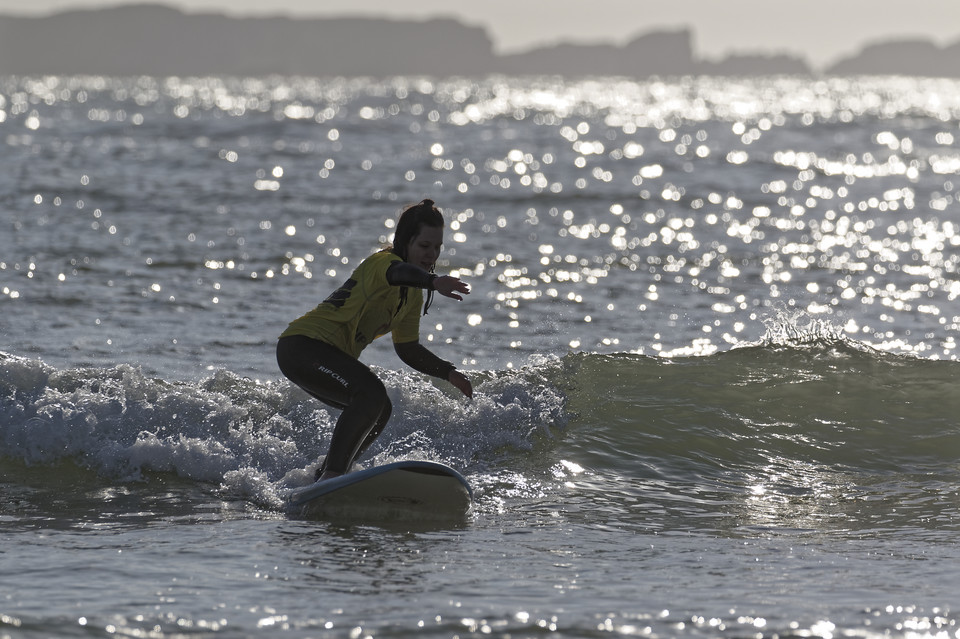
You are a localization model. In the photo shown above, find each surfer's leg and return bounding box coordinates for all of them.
[323,365,392,476]
[351,400,392,465]
[277,336,352,408]
[277,335,392,478]
[318,398,391,481]
[316,404,390,480]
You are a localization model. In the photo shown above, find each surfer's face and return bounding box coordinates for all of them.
[406,224,443,271]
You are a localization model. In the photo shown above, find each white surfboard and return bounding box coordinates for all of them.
[286,460,472,520]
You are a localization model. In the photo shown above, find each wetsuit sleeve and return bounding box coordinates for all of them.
[385,261,437,289]
[394,340,455,380]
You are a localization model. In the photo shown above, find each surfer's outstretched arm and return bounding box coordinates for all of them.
[395,340,473,398]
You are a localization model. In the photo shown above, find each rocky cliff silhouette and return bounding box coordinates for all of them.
[826,38,960,77]
[497,31,702,76]
[0,4,956,78]
[0,4,498,76]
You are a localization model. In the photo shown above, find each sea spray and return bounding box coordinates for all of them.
[0,351,569,498]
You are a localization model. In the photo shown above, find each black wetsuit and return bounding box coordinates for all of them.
[277,251,455,476]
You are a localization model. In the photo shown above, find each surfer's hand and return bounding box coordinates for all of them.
[433,275,470,301]
[448,369,473,398]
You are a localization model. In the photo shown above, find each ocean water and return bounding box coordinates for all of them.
[2,73,960,637]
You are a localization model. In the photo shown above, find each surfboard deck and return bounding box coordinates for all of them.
[286,460,472,520]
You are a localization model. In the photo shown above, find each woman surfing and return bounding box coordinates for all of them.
[276,200,472,481]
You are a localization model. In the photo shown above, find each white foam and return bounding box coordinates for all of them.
[0,353,568,509]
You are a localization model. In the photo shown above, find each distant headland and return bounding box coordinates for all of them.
[1,4,958,78]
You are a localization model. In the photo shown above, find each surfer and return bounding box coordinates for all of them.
[276,199,473,482]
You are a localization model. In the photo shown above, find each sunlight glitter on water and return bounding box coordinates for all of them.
[4,74,960,365]
[432,77,960,358]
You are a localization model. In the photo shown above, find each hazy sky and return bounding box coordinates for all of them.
[2,0,959,67]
